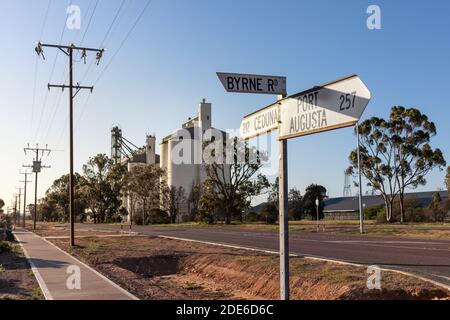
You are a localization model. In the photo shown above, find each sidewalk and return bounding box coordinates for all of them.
[13,228,138,300]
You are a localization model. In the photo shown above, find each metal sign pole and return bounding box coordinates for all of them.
[356,122,364,234]
[278,96,290,300]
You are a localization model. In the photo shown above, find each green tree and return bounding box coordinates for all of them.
[260,202,278,224]
[302,184,327,221]
[267,178,279,211]
[81,154,124,223]
[389,107,446,222]
[446,166,450,195]
[201,138,269,224]
[0,199,4,214]
[347,108,446,222]
[347,117,399,222]
[429,192,445,222]
[124,164,167,225]
[165,186,186,223]
[40,173,86,222]
[288,188,303,220]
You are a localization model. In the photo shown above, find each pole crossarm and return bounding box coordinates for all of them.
[36,42,104,65]
[48,84,94,98]
[38,42,104,54]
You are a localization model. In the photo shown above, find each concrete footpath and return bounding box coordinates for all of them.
[13,228,138,300]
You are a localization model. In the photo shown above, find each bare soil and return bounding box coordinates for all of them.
[48,236,450,300]
[0,241,43,300]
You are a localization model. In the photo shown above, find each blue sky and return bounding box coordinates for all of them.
[1,0,449,208]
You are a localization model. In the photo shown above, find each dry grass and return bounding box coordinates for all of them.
[0,241,44,300]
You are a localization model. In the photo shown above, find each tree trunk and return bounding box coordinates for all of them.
[399,192,405,223]
[385,200,394,223]
[143,199,146,225]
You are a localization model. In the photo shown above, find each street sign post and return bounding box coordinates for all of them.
[224,73,371,301]
[279,75,371,140]
[217,72,287,95]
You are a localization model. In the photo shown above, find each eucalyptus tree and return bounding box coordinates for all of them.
[201,137,270,224]
[347,107,445,222]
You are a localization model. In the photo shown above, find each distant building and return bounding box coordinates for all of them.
[160,99,228,218]
[323,191,449,220]
[116,99,228,222]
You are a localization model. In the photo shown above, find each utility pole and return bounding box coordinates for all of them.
[35,42,104,247]
[13,194,18,226]
[15,188,22,227]
[356,123,364,234]
[20,171,32,228]
[24,144,51,231]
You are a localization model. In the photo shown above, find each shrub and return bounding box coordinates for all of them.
[0,241,14,254]
[260,202,278,224]
[147,208,171,225]
[365,205,384,220]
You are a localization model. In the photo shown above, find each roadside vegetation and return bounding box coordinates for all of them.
[32,107,449,232]
[0,214,43,300]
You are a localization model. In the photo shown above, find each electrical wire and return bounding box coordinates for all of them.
[33,0,72,143]
[76,0,153,131]
[28,0,52,142]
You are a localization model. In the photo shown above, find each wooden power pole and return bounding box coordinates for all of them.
[35,42,104,247]
[20,171,32,228]
[24,144,51,231]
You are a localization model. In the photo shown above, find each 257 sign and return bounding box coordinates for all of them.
[339,92,357,111]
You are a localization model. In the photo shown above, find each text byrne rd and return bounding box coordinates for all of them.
[217,72,287,95]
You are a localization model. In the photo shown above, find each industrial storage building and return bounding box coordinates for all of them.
[115,99,228,221]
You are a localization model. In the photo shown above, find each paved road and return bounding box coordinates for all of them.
[74,223,450,288]
[14,228,137,300]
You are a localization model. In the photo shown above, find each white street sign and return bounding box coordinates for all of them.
[217,72,287,95]
[240,103,279,140]
[279,75,371,140]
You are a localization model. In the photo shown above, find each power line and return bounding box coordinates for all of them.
[75,0,99,56]
[95,0,153,85]
[33,0,72,143]
[99,0,126,48]
[29,0,53,142]
[39,0,52,40]
[75,0,153,128]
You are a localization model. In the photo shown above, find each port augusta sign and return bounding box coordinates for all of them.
[279,75,371,140]
[239,75,371,141]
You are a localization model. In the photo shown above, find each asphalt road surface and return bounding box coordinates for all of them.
[73,223,450,288]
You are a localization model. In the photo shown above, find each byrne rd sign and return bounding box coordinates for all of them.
[279,75,371,140]
[217,72,287,95]
[240,103,279,140]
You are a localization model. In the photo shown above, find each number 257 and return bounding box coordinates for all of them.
[339,92,356,111]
